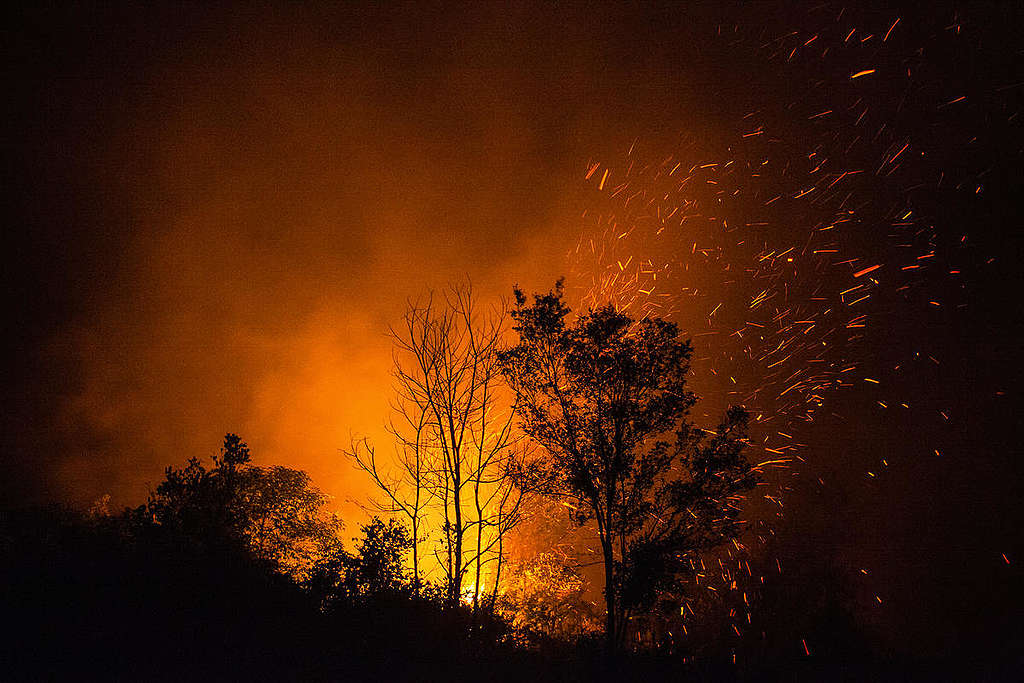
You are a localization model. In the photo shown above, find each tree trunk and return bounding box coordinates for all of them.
[473,513,482,614]
[602,536,617,657]
[489,525,503,611]
[453,471,463,606]
[411,515,420,596]
[442,478,455,604]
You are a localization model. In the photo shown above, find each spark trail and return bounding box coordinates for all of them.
[563,5,1012,653]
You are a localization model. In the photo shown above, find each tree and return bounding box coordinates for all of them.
[346,283,529,609]
[499,281,758,653]
[306,515,414,612]
[342,516,414,600]
[235,465,344,578]
[149,433,342,579]
[344,428,428,594]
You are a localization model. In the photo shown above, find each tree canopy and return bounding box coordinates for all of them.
[500,281,759,651]
[147,433,342,578]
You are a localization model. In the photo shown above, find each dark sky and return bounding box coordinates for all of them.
[2,0,1022,666]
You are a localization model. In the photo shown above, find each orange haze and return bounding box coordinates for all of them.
[12,3,755,518]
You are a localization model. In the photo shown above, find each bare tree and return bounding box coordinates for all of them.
[346,282,530,608]
[345,430,427,593]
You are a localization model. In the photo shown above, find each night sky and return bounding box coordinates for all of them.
[3,0,1022,667]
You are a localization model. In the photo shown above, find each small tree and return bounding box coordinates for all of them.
[341,516,414,601]
[501,552,600,641]
[344,435,428,594]
[499,281,758,653]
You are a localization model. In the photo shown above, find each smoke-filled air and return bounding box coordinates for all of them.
[3,2,1021,681]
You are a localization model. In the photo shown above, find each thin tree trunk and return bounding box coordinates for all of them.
[602,535,617,657]
[489,518,503,611]
[442,469,455,604]
[411,515,419,596]
[604,462,619,657]
[473,504,483,614]
[453,467,463,606]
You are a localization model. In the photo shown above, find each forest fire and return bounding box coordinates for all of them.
[2,2,1020,681]
[558,11,1022,645]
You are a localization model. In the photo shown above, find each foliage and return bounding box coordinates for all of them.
[311,516,414,605]
[147,433,342,579]
[500,281,759,651]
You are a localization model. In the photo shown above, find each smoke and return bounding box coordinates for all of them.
[6,3,621,508]
[5,0,1023,662]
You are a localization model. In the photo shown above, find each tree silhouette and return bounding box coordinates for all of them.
[500,281,758,653]
[502,551,600,641]
[346,283,531,609]
[148,433,342,578]
[341,516,414,601]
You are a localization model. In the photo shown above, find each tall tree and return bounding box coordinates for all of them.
[499,281,758,652]
[346,283,528,608]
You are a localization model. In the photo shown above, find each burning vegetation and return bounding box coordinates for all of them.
[2,286,767,680]
[3,1,1021,680]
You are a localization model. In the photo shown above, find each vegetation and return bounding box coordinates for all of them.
[500,281,758,652]
[345,283,532,609]
[146,433,343,579]
[0,283,778,680]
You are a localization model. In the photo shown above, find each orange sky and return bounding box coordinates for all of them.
[6,1,787,513]
[35,6,608,514]
[12,2,775,515]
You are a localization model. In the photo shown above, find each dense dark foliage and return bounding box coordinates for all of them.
[146,434,343,578]
[500,281,759,652]
[0,437,517,681]
[2,435,1012,681]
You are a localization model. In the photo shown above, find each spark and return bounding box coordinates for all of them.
[562,7,989,651]
[883,18,900,42]
[852,264,882,278]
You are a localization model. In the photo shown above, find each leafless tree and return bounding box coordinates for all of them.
[345,429,427,593]
[346,282,531,608]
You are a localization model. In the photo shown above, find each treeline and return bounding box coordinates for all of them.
[3,281,774,681]
[1,434,533,681]
[1,434,690,681]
